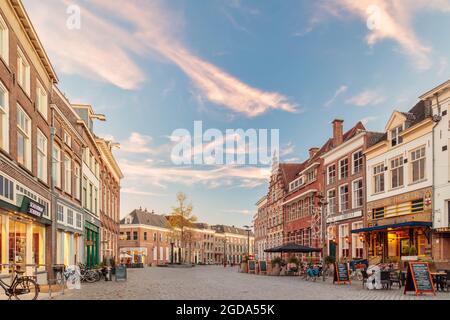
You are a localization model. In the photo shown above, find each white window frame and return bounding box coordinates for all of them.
[339,158,349,180]
[410,146,426,183]
[373,163,385,194]
[52,144,61,189]
[339,184,349,212]
[37,129,47,183]
[327,189,336,215]
[390,155,404,189]
[36,80,48,120]
[63,130,72,147]
[391,125,403,147]
[352,150,363,175]
[74,163,81,200]
[64,154,72,194]
[327,164,336,185]
[0,14,9,65]
[352,178,363,209]
[16,104,31,170]
[0,80,9,152]
[17,47,30,96]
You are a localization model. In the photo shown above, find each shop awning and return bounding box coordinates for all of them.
[264,243,322,253]
[351,221,432,234]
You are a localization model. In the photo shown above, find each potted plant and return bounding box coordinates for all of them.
[287,256,299,274]
[270,257,284,276]
[324,255,336,267]
[401,246,418,261]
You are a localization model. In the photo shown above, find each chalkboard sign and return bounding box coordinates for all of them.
[115,265,127,282]
[404,262,435,296]
[333,263,351,285]
[248,260,256,274]
[259,261,267,274]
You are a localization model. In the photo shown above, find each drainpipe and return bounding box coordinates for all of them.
[50,104,58,283]
[431,93,441,259]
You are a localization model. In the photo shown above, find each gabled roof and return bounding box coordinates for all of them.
[211,225,254,237]
[120,209,171,229]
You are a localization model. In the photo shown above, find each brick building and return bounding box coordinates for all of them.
[96,137,123,263]
[254,196,268,261]
[321,120,383,261]
[0,0,57,275]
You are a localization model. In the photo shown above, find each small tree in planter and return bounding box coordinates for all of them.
[287,256,299,272]
[324,255,336,268]
[271,257,284,276]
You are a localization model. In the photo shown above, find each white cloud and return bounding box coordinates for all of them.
[24,0,296,117]
[346,90,385,107]
[321,0,450,70]
[360,116,378,126]
[221,209,254,216]
[324,85,348,107]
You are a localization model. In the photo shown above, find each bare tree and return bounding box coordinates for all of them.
[168,192,197,264]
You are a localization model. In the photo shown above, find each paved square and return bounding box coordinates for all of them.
[42,266,450,300]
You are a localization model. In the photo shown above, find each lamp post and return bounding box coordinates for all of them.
[170,241,175,264]
[317,193,328,281]
[223,238,227,267]
[243,225,252,258]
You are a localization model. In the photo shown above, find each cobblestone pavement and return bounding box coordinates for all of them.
[40,266,450,300]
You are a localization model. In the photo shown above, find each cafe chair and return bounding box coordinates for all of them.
[389,271,402,289]
[361,269,369,288]
[380,271,391,290]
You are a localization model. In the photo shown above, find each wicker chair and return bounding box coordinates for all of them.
[389,271,402,289]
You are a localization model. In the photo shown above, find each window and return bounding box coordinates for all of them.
[339,185,349,212]
[57,204,64,223]
[52,145,61,189]
[76,213,82,229]
[339,224,349,258]
[411,147,426,183]
[352,222,364,258]
[36,81,48,120]
[89,183,93,212]
[17,105,31,169]
[339,158,349,180]
[82,177,87,208]
[74,164,81,200]
[391,126,403,147]
[126,232,131,241]
[327,165,336,185]
[352,179,363,208]
[144,232,147,241]
[390,156,404,189]
[327,189,336,215]
[67,209,74,226]
[37,130,47,183]
[373,163,385,194]
[17,47,30,95]
[64,155,72,194]
[94,187,98,215]
[0,81,9,152]
[63,131,72,147]
[153,233,157,241]
[0,14,9,64]
[306,169,316,182]
[133,231,138,241]
[352,150,363,174]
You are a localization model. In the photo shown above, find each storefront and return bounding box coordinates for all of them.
[0,196,50,275]
[120,247,147,265]
[85,221,100,268]
[56,200,84,266]
[353,190,433,263]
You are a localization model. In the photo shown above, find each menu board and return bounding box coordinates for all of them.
[259,261,267,274]
[248,260,256,274]
[115,265,127,282]
[333,263,351,284]
[404,262,435,296]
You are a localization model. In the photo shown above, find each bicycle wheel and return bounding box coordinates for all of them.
[85,271,99,283]
[12,278,39,300]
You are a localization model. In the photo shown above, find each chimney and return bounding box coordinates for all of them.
[332,119,344,147]
[309,147,319,159]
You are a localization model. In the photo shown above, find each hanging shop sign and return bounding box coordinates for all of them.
[18,195,45,219]
[404,262,435,296]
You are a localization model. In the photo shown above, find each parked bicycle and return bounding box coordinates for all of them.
[77,264,100,283]
[0,268,39,300]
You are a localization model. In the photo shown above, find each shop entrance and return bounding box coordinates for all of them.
[8,220,27,269]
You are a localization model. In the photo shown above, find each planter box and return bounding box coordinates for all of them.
[401,256,418,261]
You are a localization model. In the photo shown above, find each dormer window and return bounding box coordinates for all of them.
[391,125,403,147]
[126,216,132,224]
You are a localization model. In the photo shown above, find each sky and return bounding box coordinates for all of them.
[23,0,450,227]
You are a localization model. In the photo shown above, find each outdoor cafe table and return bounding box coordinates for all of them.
[431,272,447,292]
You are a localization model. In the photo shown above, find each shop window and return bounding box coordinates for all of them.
[0,80,9,152]
[76,213,82,229]
[67,209,74,226]
[32,225,45,266]
[9,220,27,267]
[57,204,64,223]
[339,224,349,258]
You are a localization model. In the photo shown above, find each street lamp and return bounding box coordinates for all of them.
[243,225,253,258]
[222,238,227,267]
[317,193,328,281]
[170,241,175,264]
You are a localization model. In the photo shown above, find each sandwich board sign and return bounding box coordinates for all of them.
[259,261,267,274]
[404,262,435,296]
[248,260,256,274]
[333,262,351,285]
